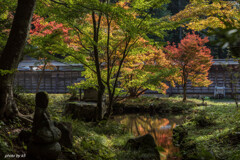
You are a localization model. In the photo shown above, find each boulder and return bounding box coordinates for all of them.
[54,122,73,148]
[64,101,107,121]
[125,134,160,160]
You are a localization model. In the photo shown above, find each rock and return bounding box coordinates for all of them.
[64,101,107,122]
[125,134,160,160]
[65,87,107,121]
[54,122,73,148]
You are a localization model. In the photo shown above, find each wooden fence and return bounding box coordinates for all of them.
[14,65,240,96]
[14,71,83,93]
[166,65,240,97]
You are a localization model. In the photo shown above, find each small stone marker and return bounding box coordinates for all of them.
[83,87,98,102]
[27,92,62,160]
[65,87,107,121]
[214,86,225,98]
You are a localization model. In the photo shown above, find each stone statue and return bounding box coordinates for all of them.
[27,92,61,160]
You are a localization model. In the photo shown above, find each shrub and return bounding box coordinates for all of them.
[194,110,215,127]
[173,125,188,145]
[0,136,10,159]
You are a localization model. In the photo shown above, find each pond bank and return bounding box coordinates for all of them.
[173,100,240,160]
[113,97,197,115]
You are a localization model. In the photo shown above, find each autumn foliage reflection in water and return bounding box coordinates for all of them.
[114,114,184,160]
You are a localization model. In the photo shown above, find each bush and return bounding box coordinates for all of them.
[218,127,240,146]
[94,120,127,135]
[61,117,133,160]
[194,110,215,127]
[0,136,10,159]
[14,93,35,115]
[173,125,188,145]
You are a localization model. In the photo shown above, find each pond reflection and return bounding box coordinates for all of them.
[114,114,184,160]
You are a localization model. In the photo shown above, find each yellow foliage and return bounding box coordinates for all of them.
[171,0,240,31]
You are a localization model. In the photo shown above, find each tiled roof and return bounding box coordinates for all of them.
[212,59,239,66]
[18,56,239,71]
[18,55,83,71]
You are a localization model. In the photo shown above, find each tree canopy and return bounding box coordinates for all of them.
[165,32,213,101]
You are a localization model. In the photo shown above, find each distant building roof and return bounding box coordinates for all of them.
[18,56,239,71]
[18,55,84,71]
[212,59,239,66]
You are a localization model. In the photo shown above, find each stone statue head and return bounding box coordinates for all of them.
[36,92,49,109]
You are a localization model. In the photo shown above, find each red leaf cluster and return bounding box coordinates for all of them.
[30,14,71,42]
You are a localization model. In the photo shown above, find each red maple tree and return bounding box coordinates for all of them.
[165,32,213,102]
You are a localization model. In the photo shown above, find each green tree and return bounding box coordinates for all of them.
[0,0,17,50]
[0,0,37,119]
[119,44,177,98]
[171,0,240,31]
[210,14,240,107]
[38,0,176,119]
[170,0,240,58]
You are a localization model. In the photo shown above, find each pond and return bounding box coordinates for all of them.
[114,114,185,160]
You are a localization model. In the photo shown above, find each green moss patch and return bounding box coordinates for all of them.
[113,96,197,114]
[174,99,240,160]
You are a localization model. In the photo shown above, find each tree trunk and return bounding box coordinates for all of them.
[183,81,187,102]
[0,75,18,119]
[106,93,115,119]
[91,11,106,121]
[230,68,239,108]
[0,0,36,119]
[182,70,187,102]
[97,85,105,121]
[128,87,148,98]
[36,62,47,93]
[182,67,187,102]
[129,88,137,98]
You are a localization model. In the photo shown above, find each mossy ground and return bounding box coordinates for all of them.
[173,98,240,160]
[1,94,238,160]
[0,94,142,160]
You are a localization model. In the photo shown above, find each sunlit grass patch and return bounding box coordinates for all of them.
[176,98,240,160]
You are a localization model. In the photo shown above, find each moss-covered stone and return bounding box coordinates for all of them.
[125,134,160,160]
